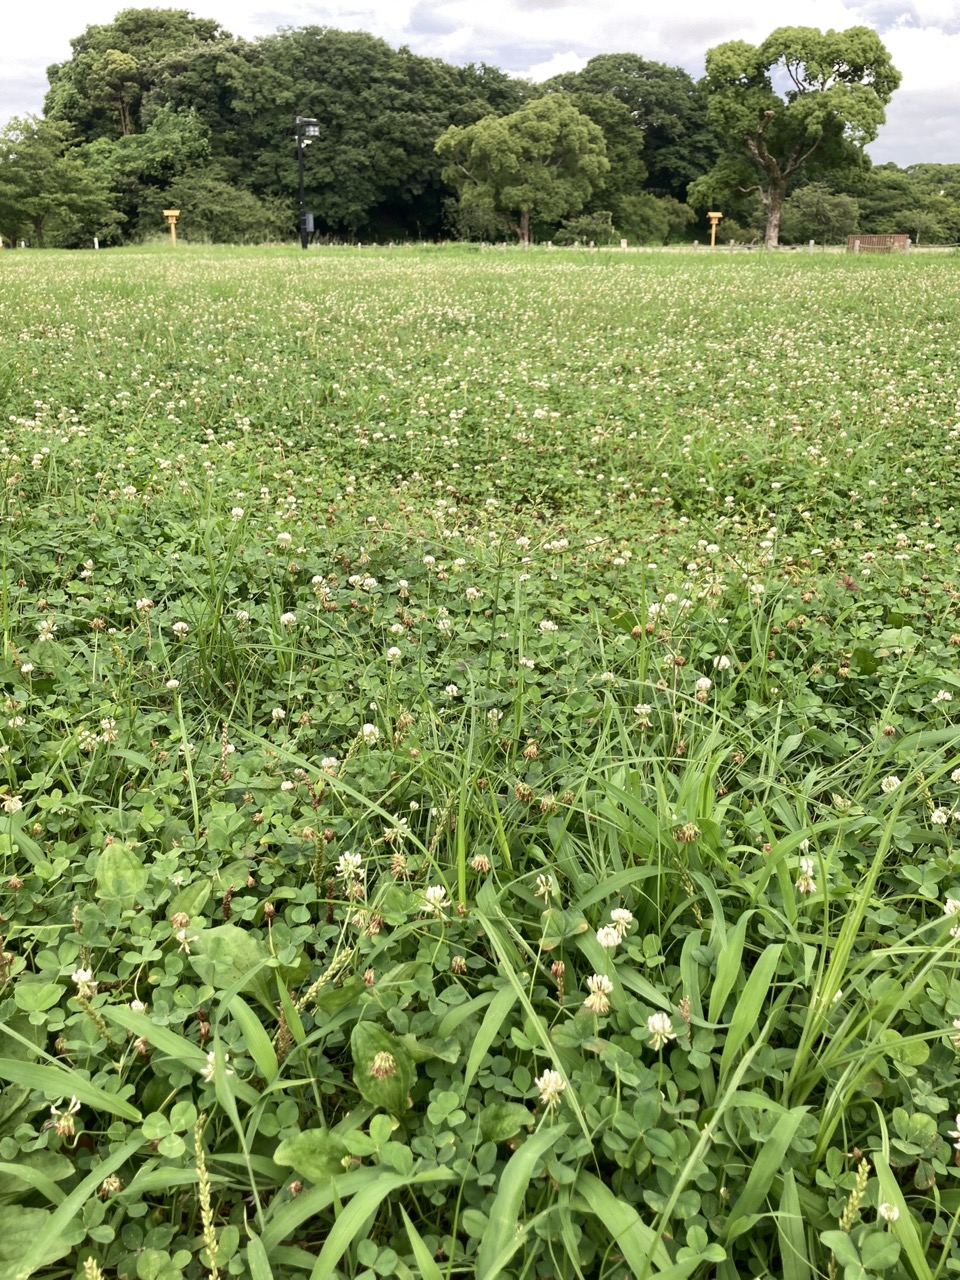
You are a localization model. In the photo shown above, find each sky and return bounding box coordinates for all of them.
[2,0,959,166]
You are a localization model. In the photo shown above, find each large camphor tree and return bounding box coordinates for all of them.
[691,26,900,247]
[436,95,609,246]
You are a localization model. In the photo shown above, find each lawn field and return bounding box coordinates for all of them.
[1,245,960,1280]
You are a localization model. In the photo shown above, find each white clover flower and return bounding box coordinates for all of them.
[165,678,180,690]
[271,707,285,722]
[951,766,960,784]
[236,609,250,623]
[534,1068,566,1109]
[712,654,732,670]
[647,1012,676,1051]
[172,621,189,638]
[20,663,33,676]
[280,780,295,792]
[2,794,23,814]
[279,612,297,627]
[465,586,482,602]
[880,776,901,794]
[949,1115,960,1150]
[422,885,451,915]
[386,646,402,662]
[231,507,244,520]
[71,967,93,987]
[610,908,634,937]
[49,1096,81,1136]
[933,690,953,705]
[362,723,379,745]
[534,873,555,900]
[276,532,292,547]
[695,677,712,693]
[200,1050,234,1083]
[599,671,615,683]
[539,619,559,633]
[878,1203,899,1223]
[796,856,817,894]
[583,973,613,1015]
[136,597,154,612]
[932,808,952,825]
[336,852,363,881]
[596,925,621,950]
[320,756,338,772]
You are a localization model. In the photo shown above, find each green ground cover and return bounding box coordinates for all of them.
[1,244,960,1280]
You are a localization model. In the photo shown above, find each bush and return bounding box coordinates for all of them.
[554,210,620,246]
[137,173,293,244]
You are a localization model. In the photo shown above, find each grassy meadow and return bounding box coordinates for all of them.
[1,243,960,1280]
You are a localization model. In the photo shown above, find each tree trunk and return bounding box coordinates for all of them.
[764,182,787,248]
[517,209,530,247]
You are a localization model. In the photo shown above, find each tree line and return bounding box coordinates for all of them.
[0,7,956,249]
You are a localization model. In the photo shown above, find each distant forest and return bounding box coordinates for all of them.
[1,6,957,248]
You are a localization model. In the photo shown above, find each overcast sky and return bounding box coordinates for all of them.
[2,0,959,166]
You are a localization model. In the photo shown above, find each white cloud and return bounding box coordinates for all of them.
[0,0,957,163]
[868,25,960,161]
[523,50,588,81]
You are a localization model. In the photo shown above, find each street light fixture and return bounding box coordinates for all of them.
[295,115,319,250]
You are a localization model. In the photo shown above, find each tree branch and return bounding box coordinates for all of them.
[785,60,805,94]
[783,131,824,177]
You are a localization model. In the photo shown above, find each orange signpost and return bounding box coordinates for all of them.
[162,209,181,247]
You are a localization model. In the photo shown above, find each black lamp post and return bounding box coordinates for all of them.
[295,115,319,249]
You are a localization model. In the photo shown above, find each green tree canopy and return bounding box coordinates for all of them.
[690,26,900,246]
[779,181,859,243]
[546,54,720,199]
[45,8,230,142]
[220,27,503,237]
[436,94,609,245]
[81,104,212,238]
[554,91,647,230]
[0,117,122,246]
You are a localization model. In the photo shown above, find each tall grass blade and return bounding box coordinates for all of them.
[575,1171,673,1274]
[475,1125,566,1280]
